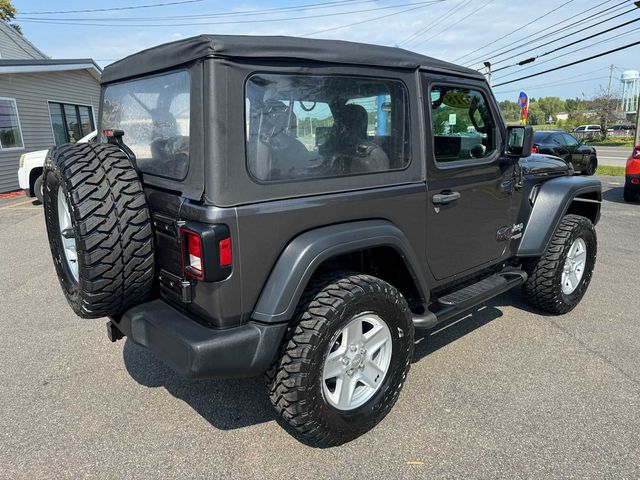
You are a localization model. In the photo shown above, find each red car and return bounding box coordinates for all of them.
[624,145,640,202]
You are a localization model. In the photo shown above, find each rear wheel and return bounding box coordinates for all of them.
[43,142,155,318]
[522,214,596,314]
[581,155,597,175]
[33,174,44,204]
[267,272,414,447]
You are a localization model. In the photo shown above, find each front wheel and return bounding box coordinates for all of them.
[522,214,597,314]
[267,272,414,447]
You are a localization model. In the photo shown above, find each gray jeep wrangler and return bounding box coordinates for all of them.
[42,35,601,447]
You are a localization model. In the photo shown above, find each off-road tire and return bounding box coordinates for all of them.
[522,214,596,314]
[43,142,155,318]
[33,174,44,204]
[581,155,597,176]
[266,272,414,447]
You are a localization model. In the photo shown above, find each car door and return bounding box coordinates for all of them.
[551,133,571,162]
[421,75,519,281]
[561,133,585,169]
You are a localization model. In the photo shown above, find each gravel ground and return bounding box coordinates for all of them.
[1,176,639,479]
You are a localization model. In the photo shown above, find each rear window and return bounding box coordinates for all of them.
[101,70,190,180]
[245,73,410,182]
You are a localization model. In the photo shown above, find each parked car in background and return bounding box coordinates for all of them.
[532,130,597,175]
[573,125,602,133]
[18,130,96,203]
[608,124,636,138]
[624,144,640,202]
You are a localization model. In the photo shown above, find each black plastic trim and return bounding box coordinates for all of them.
[518,176,601,257]
[112,299,287,379]
[251,219,429,323]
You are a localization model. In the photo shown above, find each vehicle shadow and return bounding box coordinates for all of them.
[122,339,277,430]
[412,304,504,362]
[601,186,627,205]
[122,291,527,433]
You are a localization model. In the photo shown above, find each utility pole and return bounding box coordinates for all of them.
[635,93,640,146]
[484,61,492,88]
[607,64,614,96]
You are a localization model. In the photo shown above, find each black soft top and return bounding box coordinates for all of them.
[101,34,483,84]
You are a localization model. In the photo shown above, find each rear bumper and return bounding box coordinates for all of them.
[111,299,287,379]
[626,174,640,192]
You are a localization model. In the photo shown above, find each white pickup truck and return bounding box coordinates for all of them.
[18,131,96,203]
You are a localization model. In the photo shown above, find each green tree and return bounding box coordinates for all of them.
[526,102,544,125]
[590,88,618,139]
[0,0,21,33]
[537,97,565,124]
[565,98,583,114]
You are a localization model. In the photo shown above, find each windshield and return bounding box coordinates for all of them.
[101,70,190,180]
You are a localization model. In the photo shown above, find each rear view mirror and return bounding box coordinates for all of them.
[506,126,533,157]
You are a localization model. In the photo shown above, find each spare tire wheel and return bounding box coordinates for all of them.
[43,142,155,318]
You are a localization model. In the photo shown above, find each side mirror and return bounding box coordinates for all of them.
[506,125,533,158]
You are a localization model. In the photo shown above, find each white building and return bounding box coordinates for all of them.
[620,70,639,114]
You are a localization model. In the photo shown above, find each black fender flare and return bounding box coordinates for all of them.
[251,220,429,323]
[518,176,602,257]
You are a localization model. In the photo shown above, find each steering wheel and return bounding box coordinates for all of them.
[299,101,316,112]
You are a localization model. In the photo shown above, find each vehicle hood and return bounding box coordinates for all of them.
[519,153,570,178]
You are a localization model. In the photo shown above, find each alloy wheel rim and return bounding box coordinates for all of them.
[322,313,392,411]
[561,237,586,295]
[57,188,79,281]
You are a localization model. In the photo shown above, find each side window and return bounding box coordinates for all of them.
[430,86,496,164]
[562,133,578,146]
[245,74,410,182]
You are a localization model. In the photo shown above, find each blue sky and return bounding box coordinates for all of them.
[12,0,640,103]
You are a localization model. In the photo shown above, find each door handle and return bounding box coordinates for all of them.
[432,191,461,205]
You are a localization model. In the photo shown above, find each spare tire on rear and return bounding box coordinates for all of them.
[43,142,155,318]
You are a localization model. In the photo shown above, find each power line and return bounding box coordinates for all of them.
[463,0,632,67]
[493,74,611,95]
[16,1,443,27]
[488,5,637,69]
[302,1,443,36]
[493,26,639,82]
[399,0,472,46]
[453,0,577,63]
[409,0,495,49]
[493,16,640,74]
[492,40,640,87]
[17,0,373,21]
[19,0,205,15]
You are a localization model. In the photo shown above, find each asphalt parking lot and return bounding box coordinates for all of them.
[1,176,639,479]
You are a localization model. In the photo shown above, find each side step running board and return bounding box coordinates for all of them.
[413,270,527,330]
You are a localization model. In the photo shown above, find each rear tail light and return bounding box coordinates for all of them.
[219,237,232,267]
[179,224,232,281]
[181,228,204,280]
[531,145,538,154]
[633,146,640,159]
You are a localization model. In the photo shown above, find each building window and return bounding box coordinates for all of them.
[0,97,24,150]
[48,102,95,145]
